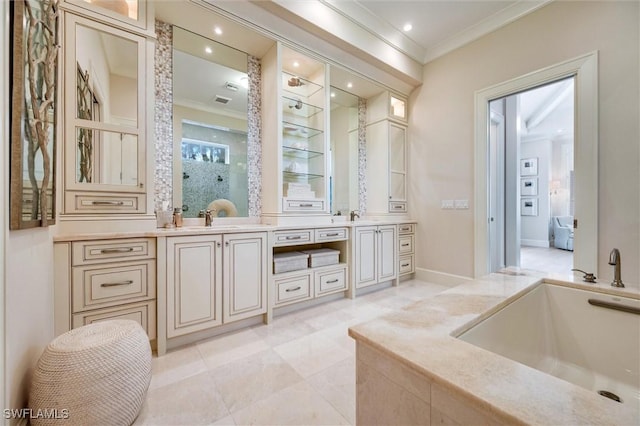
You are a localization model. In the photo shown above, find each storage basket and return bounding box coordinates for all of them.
[301,248,340,267]
[273,251,309,273]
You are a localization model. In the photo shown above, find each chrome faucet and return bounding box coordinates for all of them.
[350,210,360,222]
[608,248,624,288]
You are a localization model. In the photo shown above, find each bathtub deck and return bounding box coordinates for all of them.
[348,272,640,425]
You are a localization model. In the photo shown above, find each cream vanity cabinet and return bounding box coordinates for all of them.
[352,225,397,292]
[54,238,157,340]
[366,92,409,215]
[261,42,330,220]
[165,232,267,338]
[270,228,349,313]
[59,6,155,224]
[398,223,416,277]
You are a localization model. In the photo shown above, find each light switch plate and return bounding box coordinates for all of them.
[441,200,455,209]
[454,199,469,209]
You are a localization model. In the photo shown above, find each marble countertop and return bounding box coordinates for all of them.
[53,217,417,241]
[349,272,640,425]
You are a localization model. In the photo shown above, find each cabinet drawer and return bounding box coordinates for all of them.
[273,230,313,246]
[275,274,312,306]
[398,223,415,234]
[65,192,146,214]
[399,255,415,275]
[283,198,325,212]
[315,268,347,296]
[389,201,407,213]
[72,260,156,312]
[399,235,414,254]
[72,238,156,265]
[315,227,348,242]
[72,301,156,340]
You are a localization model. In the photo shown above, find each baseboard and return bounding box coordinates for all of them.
[415,268,472,287]
[521,239,551,248]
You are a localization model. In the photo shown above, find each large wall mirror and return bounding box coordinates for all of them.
[172,27,250,218]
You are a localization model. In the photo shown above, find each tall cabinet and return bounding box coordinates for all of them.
[58,0,156,233]
[365,92,409,216]
[262,43,330,222]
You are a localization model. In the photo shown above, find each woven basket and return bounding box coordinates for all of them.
[29,320,152,426]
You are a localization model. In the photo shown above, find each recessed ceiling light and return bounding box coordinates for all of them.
[403,23,413,32]
[204,46,212,54]
[347,82,353,88]
[214,26,223,35]
[293,61,300,68]
[330,92,336,98]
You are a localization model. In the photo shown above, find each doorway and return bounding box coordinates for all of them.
[473,52,598,278]
[488,78,575,274]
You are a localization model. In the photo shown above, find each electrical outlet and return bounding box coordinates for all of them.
[441,200,455,209]
[454,199,469,209]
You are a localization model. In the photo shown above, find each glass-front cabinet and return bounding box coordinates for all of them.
[62,13,148,214]
[61,0,154,35]
[262,43,329,220]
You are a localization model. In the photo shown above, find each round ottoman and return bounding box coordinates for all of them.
[29,320,152,425]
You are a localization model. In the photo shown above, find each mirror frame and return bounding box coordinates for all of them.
[9,0,59,229]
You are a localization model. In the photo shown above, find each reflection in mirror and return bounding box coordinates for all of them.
[75,22,138,185]
[173,27,249,217]
[78,0,138,20]
[329,87,359,215]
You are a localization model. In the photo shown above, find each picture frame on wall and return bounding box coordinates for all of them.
[521,198,538,216]
[520,157,538,176]
[521,177,538,196]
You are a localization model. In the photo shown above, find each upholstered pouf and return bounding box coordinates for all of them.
[29,320,152,426]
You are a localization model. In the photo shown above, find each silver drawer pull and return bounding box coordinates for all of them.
[285,235,302,240]
[400,227,410,231]
[101,280,134,288]
[402,243,410,247]
[299,203,313,207]
[324,233,340,237]
[401,263,410,267]
[326,279,339,284]
[91,200,125,206]
[393,205,403,209]
[285,286,302,292]
[100,247,134,254]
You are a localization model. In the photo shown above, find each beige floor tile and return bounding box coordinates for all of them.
[274,332,352,378]
[149,344,207,390]
[250,319,318,347]
[197,328,270,370]
[135,371,229,425]
[230,381,350,426]
[210,349,304,413]
[306,357,356,424]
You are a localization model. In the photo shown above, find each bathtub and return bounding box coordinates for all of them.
[458,283,640,407]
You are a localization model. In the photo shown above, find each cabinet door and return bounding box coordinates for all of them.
[355,226,378,288]
[223,232,267,323]
[377,225,397,282]
[167,235,222,338]
[388,123,407,202]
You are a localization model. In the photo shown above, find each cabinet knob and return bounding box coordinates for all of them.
[225,241,229,247]
[217,242,221,247]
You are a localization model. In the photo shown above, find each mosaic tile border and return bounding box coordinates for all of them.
[358,97,367,214]
[154,21,173,213]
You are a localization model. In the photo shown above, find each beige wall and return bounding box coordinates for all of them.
[5,231,55,415]
[409,1,639,283]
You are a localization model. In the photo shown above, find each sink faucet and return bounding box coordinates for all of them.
[608,248,624,288]
[350,210,360,222]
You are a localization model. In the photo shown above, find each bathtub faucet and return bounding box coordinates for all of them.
[608,248,624,288]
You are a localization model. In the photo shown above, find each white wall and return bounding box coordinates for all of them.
[3,2,56,416]
[520,139,551,247]
[409,1,640,284]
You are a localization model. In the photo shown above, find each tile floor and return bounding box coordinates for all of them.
[520,246,573,274]
[134,279,450,425]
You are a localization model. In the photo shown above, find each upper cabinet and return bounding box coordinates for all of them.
[262,43,330,221]
[60,0,154,36]
[61,11,153,218]
[366,91,409,215]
